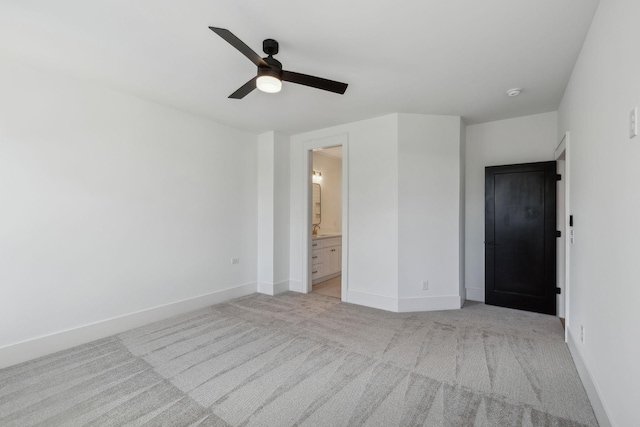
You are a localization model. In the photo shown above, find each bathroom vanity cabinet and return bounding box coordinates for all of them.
[311,235,342,284]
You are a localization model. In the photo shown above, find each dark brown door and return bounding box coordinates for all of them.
[485,161,557,315]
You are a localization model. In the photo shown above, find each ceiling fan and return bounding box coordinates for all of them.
[209,27,348,99]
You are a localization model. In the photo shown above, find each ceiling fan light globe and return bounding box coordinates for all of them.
[256,76,282,93]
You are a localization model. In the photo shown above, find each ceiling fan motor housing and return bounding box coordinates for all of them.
[259,55,282,79]
[263,38,279,56]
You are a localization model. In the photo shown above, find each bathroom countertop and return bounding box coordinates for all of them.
[312,233,342,240]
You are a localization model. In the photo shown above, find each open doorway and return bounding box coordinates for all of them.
[310,147,343,299]
[301,133,348,301]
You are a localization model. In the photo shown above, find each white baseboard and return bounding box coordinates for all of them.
[466,286,485,302]
[398,295,462,312]
[273,280,290,294]
[338,291,464,313]
[347,290,398,312]
[566,327,612,427]
[288,280,304,293]
[257,280,290,296]
[0,282,257,370]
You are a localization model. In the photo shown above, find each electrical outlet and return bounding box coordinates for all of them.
[422,281,429,290]
[631,107,638,138]
[231,258,240,265]
[580,325,585,343]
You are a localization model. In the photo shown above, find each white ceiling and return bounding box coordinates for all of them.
[0,0,600,134]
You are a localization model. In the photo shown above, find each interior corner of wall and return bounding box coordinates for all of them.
[465,287,484,302]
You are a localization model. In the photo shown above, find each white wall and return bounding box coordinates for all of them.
[291,113,463,312]
[273,132,291,286]
[257,131,290,295]
[257,132,275,290]
[0,56,258,366]
[558,0,640,425]
[312,151,342,235]
[397,114,462,311]
[464,112,558,302]
[290,115,399,307]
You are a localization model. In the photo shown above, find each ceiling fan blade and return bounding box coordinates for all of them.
[229,77,257,99]
[282,70,348,94]
[209,27,268,68]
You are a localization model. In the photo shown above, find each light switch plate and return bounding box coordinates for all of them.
[631,107,638,138]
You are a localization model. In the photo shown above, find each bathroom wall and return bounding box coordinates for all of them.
[312,151,342,235]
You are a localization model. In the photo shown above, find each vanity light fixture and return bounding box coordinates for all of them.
[312,170,323,183]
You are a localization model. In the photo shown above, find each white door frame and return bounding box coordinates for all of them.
[302,133,349,301]
[555,132,571,342]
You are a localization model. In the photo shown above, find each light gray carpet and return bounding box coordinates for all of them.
[0,292,598,426]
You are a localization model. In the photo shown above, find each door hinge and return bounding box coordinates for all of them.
[556,287,562,294]
[556,174,562,181]
[556,230,562,237]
